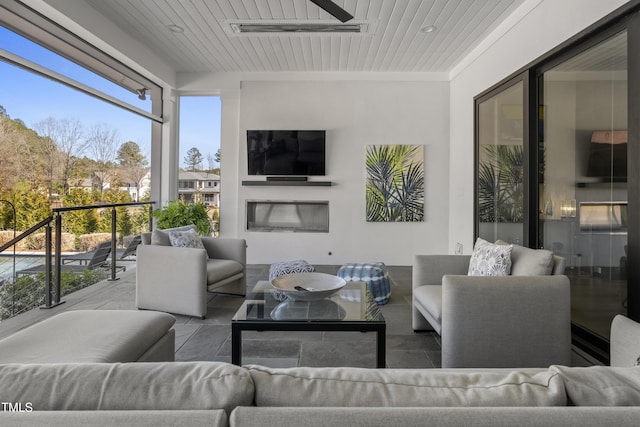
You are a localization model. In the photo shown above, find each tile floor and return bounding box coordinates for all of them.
[173,264,443,368]
[0,262,594,367]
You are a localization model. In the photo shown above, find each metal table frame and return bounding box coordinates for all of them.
[231,283,386,368]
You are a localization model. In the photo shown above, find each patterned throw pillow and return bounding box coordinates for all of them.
[468,238,513,276]
[166,228,205,250]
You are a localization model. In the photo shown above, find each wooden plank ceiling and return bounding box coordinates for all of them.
[84,0,526,73]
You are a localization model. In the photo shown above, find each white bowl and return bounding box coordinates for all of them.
[271,272,346,301]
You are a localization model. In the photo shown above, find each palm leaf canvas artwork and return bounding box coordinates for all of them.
[477,144,523,223]
[365,145,425,222]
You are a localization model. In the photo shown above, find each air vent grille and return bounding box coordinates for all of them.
[225,20,374,36]
[232,23,361,33]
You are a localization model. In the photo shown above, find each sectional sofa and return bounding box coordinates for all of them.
[1,315,639,426]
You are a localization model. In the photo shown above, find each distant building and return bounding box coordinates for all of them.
[68,170,151,202]
[119,170,151,202]
[178,171,220,207]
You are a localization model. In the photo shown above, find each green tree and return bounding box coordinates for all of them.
[97,189,133,239]
[116,141,149,202]
[184,147,203,171]
[117,141,147,168]
[62,189,98,235]
[0,182,52,231]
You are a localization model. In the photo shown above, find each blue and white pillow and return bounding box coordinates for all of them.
[167,228,205,250]
[468,238,513,276]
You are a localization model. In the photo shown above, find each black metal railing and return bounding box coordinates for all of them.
[52,201,155,284]
[0,216,54,316]
[0,201,155,319]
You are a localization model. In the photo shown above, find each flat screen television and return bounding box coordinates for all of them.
[586,130,627,181]
[247,130,326,176]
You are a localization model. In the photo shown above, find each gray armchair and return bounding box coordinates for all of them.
[136,230,246,318]
[412,251,571,368]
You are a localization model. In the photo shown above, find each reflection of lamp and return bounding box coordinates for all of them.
[560,199,576,218]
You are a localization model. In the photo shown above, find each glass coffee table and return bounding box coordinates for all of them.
[231,281,386,367]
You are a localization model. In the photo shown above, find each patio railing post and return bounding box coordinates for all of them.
[41,215,65,309]
[109,207,118,281]
[148,204,153,231]
[43,223,52,308]
[54,213,62,304]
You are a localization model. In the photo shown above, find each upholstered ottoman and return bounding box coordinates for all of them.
[268,260,316,301]
[337,262,392,305]
[269,259,316,280]
[0,310,176,363]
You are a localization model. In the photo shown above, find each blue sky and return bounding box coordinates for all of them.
[0,26,220,169]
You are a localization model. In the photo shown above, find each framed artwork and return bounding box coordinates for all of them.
[365,144,424,222]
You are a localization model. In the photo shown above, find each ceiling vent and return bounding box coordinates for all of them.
[224,20,374,36]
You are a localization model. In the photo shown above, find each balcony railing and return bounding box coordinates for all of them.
[0,201,154,320]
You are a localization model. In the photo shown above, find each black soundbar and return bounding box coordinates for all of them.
[266,176,308,182]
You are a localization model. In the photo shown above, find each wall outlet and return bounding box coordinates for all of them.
[455,243,463,255]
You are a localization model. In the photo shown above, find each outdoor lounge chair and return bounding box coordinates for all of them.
[117,234,141,261]
[61,235,140,265]
[16,241,122,276]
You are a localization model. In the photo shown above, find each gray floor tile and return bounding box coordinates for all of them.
[299,340,377,368]
[386,333,440,351]
[175,325,230,361]
[174,324,201,351]
[387,350,435,368]
[217,338,301,359]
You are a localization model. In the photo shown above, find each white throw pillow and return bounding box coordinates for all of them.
[468,237,513,276]
[167,228,205,249]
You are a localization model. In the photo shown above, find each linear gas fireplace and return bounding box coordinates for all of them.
[246,200,329,232]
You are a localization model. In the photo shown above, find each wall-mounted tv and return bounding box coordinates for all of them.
[247,130,326,176]
[586,130,627,181]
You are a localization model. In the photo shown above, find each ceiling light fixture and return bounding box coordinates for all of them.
[136,88,147,101]
[167,24,184,33]
[420,25,437,33]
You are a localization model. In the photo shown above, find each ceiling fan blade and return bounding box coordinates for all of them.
[309,0,354,23]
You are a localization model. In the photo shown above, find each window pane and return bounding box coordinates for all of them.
[0,26,151,111]
[477,81,524,244]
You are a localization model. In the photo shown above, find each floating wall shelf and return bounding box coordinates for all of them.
[242,180,332,187]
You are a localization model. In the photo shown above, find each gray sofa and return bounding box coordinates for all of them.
[1,315,640,426]
[136,226,246,318]
[413,245,570,368]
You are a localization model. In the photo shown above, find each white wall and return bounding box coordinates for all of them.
[230,79,450,265]
[448,0,629,254]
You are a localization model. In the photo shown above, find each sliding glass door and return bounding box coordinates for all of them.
[538,31,628,348]
[474,7,640,360]
[475,78,526,245]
